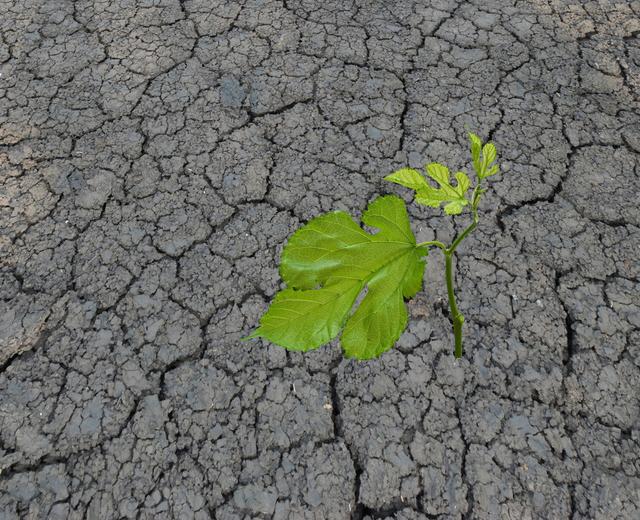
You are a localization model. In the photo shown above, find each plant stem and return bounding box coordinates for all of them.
[449,195,480,253]
[416,187,482,358]
[444,250,464,358]
[443,189,481,358]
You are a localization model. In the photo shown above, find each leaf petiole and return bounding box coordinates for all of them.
[415,240,447,250]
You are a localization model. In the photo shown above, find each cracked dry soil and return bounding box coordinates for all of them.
[1,0,639,519]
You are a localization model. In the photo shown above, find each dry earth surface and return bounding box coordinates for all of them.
[1,0,639,518]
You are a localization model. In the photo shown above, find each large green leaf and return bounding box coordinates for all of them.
[341,251,418,359]
[245,280,362,351]
[248,195,427,359]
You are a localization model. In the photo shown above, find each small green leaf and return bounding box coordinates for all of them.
[482,143,496,164]
[384,168,430,192]
[443,200,466,215]
[469,132,482,175]
[468,134,500,180]
[484,164,499,178]
[455,171,471,193]
[413,163,470,214]
[480,143,497,178]
[249,195,427,359]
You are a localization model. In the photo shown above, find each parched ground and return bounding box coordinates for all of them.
[1,0,639,518]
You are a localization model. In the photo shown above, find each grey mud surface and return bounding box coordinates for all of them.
[1,1,639,518]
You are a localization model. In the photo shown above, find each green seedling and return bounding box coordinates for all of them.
[246,133,500,359]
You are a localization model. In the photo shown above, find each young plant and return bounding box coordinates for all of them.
[246,133,500,359]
